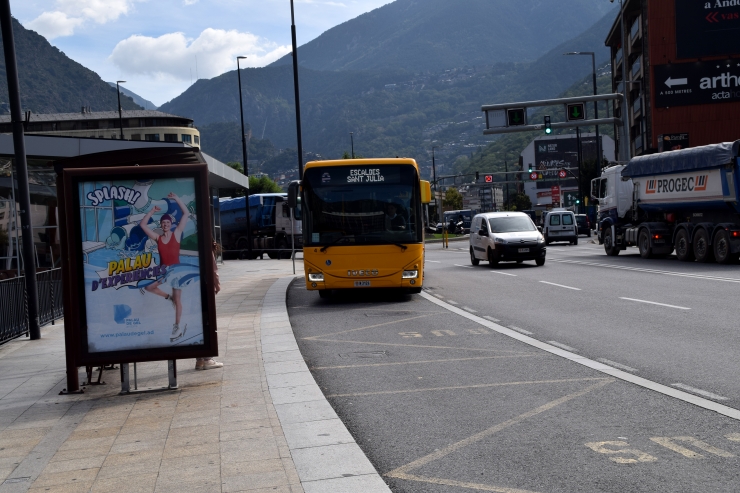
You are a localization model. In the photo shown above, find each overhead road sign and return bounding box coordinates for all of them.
[653,61,740,108]
[484,174,494,183]
[566,103,586,121]
[507,108,527,126]
[482,117,621,135]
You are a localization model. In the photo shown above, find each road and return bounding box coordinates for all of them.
[287,238,740,492]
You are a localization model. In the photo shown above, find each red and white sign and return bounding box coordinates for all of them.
[551,185,561,206]
[530,172,538,180]
[558,169,568,179]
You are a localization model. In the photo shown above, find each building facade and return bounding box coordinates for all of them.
[607,0,740,158]
[0,110,200,147]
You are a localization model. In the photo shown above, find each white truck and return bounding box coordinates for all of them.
[592,140,740,263]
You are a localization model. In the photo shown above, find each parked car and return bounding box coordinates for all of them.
[469,212,546,267]
[543,209,578,245]
[575,214,591,237]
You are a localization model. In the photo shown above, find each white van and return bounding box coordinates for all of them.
[469,212,546,266]
[542,209,578,245]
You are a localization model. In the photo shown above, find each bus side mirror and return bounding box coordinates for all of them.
[421,180,432,204]
[287,180,301,208]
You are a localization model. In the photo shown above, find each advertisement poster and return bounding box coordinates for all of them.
[79,177,204,353]
[676,0,740,59]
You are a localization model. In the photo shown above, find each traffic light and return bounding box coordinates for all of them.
[544,115,552,134]
[484,174,493,183]
[475,171,479,181]
[528,165,533,173]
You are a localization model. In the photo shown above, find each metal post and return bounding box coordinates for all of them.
[590,53,602,172]
[576,127,583,212]
[432,147,439,224]
[237,57,253,259]
[504,160,510,211]
[290,210,296,275]
[1,0,40,340]
[168,360,177,389]
[116,81,126,140]
[120,363,130,394]
[133,362,138,390]
[619,0,631,161]
[350,132,354,158]
[290,0,305,179]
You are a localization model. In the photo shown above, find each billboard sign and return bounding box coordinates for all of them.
[659,133,690,152]
[676,0,740,59]
[533,137,597,189]
[551,185,561,207]
[653,62,740,108]
[61,163,217,365]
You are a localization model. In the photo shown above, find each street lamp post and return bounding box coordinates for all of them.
[237,56,253,259]
[350,132,354,158]
[116,80,126,140]
[289,0,305,179]
[432,146,439,224]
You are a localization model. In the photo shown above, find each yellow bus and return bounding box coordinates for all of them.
[294,158,432,297]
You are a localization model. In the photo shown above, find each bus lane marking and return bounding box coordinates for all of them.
[650,436,735,458]
[384,379,613,491]
[620,297,691,310]
[309,354,540,370]
[584,441,658,464]
[671,383,728,401]
[302,313,436,340]
[420,291,740,421]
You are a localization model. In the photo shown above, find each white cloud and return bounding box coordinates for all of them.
[183,0,199,4]
[26,11,83,39]
[109,28,291,81]
[26,0,140,39]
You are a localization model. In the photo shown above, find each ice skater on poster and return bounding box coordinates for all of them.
[81,178,204,352]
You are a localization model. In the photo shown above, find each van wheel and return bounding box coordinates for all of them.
[713,229,735,264]
[603,228,619,256]
[674,229,694,262]
[693,229,714,263]
[573,237,579,246]
[470,247,480,266]
[535,258,545,266]
[638,230,653,259]
[488,248,499,266]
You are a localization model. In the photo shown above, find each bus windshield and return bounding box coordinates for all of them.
[302,164,422,246]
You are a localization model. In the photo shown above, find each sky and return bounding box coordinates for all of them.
[12,0,394,107]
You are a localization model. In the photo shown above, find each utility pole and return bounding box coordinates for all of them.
[504,160,510,211]
[289,0,305,179]
[236,56,253,259]
[0,0,40,339]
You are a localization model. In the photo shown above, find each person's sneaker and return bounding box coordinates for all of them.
[170,323,187,342]
[196,358,223,370]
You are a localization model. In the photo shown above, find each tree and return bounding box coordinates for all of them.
[511,193,532,211]
[341,151,365,159]
[249,175,282,194]
[226,161,243,173]
[442,187,463,210]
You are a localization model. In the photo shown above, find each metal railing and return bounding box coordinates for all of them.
[0,275,28,345]
[37,267,63,327]
[0,267,63,346]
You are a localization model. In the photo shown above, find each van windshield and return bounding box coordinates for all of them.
[488,216,536,233]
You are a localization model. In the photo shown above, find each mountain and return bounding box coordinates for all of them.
[0,17,141,114]
[270,0,613,72]
[160,4,619,175]
[107,82,157,110]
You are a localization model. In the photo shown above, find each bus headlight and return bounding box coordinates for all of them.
[308,273,324,282]
[402,270,418,279]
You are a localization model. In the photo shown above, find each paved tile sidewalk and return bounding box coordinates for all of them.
[0,259,307,493]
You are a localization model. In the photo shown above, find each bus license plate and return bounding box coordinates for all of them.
[354,281,371,287]
[518,248,529,253]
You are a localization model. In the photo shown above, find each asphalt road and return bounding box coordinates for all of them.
[287,238,740,492]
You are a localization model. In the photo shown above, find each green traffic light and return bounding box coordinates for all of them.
[545,128,552,134]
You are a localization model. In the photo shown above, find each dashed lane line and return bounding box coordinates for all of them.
[490,271,517,276]
[483,316,500,323]
[454,264,474,269]
[539,281,581,291]
[549,258,740,284]
[508,326,533,335]
[419,291,740,421]
[672,383,729,401]
[462,306,478,313]
[620,297,691,310]
[598,358,638,373]
[547,341,577,352]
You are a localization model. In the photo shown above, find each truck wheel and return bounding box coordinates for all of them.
[603,228,620,256]
[693,229,714,263]
[470,247,480,266]
[277,238,291,259]
[488,248,499,266]
[674,229,694,262]
[638,230,653,259]
[713,229,736,264]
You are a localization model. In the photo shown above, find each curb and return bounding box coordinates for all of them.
[260,276,392,493]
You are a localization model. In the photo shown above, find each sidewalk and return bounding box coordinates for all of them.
[0,259,389,493]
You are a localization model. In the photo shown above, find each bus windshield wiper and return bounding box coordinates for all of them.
[319,236,350,252]
[393,243,408,251]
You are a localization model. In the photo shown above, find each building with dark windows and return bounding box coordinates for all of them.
[606,0,740,158]
[0,110,200,147]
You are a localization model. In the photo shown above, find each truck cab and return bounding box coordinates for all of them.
[591,166,633,244]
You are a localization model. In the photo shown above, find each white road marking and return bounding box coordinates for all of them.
[547,341,577,352]
[490,271,517,276]
[671,383,728,401]
[539,281,581,291]
[419,291,740,421]
[447,300,459,305]
[549,258,740,284]
[598,358,638,373]
[454,264,473,269]
[426,260,441,263]
[462,306,478,313]
[433,294,444,299]
[619,297,691,310]
[508,326,533,335]
[483,316,500,322]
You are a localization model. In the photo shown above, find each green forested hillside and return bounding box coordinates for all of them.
[0,17,141,113]
[270,0,612,72]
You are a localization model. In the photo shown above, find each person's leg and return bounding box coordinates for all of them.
[144,280,169,299]
[172,288,182,325]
